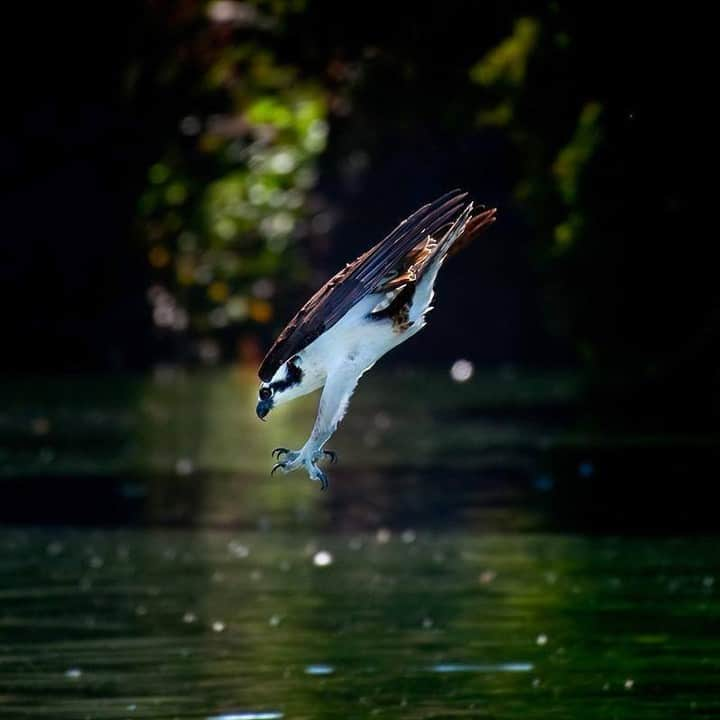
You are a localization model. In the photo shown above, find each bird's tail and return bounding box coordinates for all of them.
[444,205,497,258]
[378,200,497,293]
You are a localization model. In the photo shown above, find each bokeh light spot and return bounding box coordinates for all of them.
[450,359,474,382]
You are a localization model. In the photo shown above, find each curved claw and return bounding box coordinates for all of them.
[271,462,285,476]
[272,447,289,459]
[322,449,338,464]
[307,461,329,490]
[317,468,329,491]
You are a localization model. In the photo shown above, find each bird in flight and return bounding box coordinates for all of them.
[256,190,496,489]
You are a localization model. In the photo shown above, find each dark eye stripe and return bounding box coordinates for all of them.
[270,360,304,393]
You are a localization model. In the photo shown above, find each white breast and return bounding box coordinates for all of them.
[298,294,408,378]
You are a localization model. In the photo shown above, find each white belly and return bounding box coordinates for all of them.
[298,272,439,383]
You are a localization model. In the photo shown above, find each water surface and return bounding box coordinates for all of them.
[2,529,719,719]
[1,369,718,718]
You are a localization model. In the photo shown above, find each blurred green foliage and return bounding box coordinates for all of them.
[470,15,620,368]
[135,2,328,341]
[471,16,605,262]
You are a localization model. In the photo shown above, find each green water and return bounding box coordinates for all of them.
[1,369,719,718]
[1,529,719,719]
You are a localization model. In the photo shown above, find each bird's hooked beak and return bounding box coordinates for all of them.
[256,399,271,421]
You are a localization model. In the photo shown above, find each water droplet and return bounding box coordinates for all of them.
[376,528,391,544]
[401,529,416,544]
[175,457,194,476]
[536,634,548,646]
[313,551,333,567]
[450,359,474,382]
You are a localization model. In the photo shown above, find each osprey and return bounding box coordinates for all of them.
[256,190,496,489]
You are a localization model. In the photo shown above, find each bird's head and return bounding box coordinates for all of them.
[256,355,304,420]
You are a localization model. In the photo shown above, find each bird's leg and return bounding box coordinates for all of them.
[269,362,363,488]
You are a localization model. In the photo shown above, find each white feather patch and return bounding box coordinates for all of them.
[370,286,405,313]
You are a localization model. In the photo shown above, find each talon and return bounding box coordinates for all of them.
[322,450,337,464]
[271,462,285,476]
[272,447,289,459]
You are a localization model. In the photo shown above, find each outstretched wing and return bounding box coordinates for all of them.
[258,190,470,382]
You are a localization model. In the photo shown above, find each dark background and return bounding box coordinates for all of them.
[1,1,716,427]
[3,11,720,718]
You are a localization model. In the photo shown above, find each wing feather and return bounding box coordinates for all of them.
[258,190,469,381]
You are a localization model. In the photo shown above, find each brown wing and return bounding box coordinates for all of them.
[258,190,470,381]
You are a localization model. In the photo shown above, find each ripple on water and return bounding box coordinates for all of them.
[431,663,534,673]
[304,664,334,675]
[208,714,283,720]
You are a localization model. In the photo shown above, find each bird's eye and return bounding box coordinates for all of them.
[259,387,272,400]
